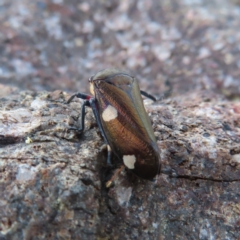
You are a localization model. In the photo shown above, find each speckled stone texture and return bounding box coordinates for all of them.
[0,88,239,240]
[0,0,240,239]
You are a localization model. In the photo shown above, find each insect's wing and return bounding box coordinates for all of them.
[130,78,157,144]
[93,77,160,179]
[94,79,151,151]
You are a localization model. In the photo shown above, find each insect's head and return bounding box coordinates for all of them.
[88,68,134,95]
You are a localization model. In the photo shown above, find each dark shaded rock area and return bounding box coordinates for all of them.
[0,0,240,239]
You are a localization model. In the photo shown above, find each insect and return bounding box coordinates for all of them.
[67,69,160,186]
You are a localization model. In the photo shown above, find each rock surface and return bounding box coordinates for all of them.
[0,0,240,239]
[0,88,240,240]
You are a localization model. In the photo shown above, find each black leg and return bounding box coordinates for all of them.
[106,145,113,166]
[67,92,92,132]
[68,100,90,132]
[140,90,156,101]
[67,93,92,103]
[89,99,114,165]
[89,98,109,143]
[67,93,113,165]
[106,165,125,188]
[67,95,109,143]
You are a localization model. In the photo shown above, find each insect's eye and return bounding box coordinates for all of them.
[88,76,94,82]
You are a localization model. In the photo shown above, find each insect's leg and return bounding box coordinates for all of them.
[67,93,91,103]
[89,99,114,166]
[68,100,90,132]
[140,90,156,101]
[67,92,93,132]
[106,165,125,188]
[107,145,113,166]
[68,95,114,164]
[88,98,108,143]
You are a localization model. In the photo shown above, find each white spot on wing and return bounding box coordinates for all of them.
[123,155,136,169]
[102,105,118,122]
